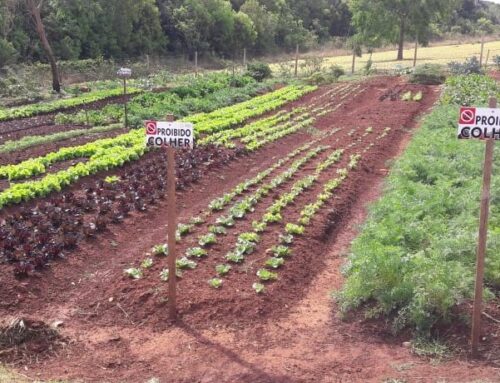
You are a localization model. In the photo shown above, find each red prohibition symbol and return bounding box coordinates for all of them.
[460,108,476,125]
[146,121,157,135]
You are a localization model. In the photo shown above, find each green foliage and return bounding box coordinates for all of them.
[185,247,207,258]
[215,264,232,276]
[252,282,265,294]
[265,257,285,269]
[176,257,197,270]
[441,74,499,106]
[338,76,500,335]
[199,233,217,247]
[140,258,153,269]
[0,88,140,122]
[124,267,142,279]
[257,268,278,281]
[448,56,483,76]
[208,278,223,289]
[246,62,272,82]
[410,64,446,85]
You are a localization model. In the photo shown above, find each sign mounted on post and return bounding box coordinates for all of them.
[458,106,500,140]
[144,116,195,322]
[145,120,194,149]
[461,98,497,358]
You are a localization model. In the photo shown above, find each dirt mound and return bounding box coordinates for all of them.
[0,318,66,364]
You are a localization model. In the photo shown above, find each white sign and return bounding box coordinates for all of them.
[117,67,132,78]
[458,106,500,140]
[145,121,194,149]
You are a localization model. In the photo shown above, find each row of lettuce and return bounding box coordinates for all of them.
[0,87,142,121]
[0,84,315,208]
[337,74,500,335]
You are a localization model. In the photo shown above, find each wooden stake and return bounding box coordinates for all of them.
[165,114,177,321]
[471,97,496,356]
[294,44,299,77]
[480,35,485,67]
[123,78,128,129]
[351,50,356,74]
[195,51,198,76]
[243,47,247,69]
[413,40,418,67]
[485,49,490,70]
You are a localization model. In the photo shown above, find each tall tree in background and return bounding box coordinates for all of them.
[349,0,457,60]
[25,0,60,92]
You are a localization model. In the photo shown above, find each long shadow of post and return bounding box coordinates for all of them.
[176,319,303,383]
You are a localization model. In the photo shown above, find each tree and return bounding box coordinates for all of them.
[349,0,458,61]
[25,0,60,92]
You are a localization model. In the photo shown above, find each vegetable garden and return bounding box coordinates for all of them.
[0,71,497,383]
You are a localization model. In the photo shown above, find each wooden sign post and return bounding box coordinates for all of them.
[117,68,132,129]
[470,97,496,356]
[295,44,299,77]
[165,114,177,321]
[145,115,194,321]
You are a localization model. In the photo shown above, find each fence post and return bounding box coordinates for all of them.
[294,44,299,77]
[413,40,418,67]
[480,35,485,67]
[195,51,198,76]
[351,50,356,74]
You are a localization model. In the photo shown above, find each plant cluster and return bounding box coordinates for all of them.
[0,87,141,122]
[338,76,500,335]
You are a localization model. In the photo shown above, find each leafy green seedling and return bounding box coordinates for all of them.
[401,91,412,101]
[413,91,423,101]
[215,264,232,276]
[176,257,197,270]
[279,233,294,245]
[189,216,205,225]
[104,175,120,184]
[253,283,265,294]
[226,251,245,263]
[159,268,183,282]
[252,220,267,233]
[257,269,278,281]
[265,257,285,269]
[209,225,227,235]
[141,258,153,269]
[285,223,305,235]
[199,233,217,247]
[238,232,260,243]
[124,268,142,279]
[208,278,223,289]
[152,244,168,256]
[263,212,282,223]
[177,223,192,236]
[186,247,207,258]
[216,215,235,227]
[235,240,256,255]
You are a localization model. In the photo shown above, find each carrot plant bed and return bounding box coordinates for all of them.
[0,76,448,382]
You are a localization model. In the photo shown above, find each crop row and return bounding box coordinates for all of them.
[0,145,237,275]
[0,87,141,122]
[0,86,316,208]
[53,74,276,128]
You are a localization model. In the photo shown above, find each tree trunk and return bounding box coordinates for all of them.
[26,0,61,92]
[397,17,405,61]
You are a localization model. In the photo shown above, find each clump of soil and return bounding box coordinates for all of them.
[0,318,66,364]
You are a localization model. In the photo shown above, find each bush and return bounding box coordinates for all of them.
[410,64,446,85]
[493,55,500,70]
[246,62,272,82]
[448,56,483,75]
[330,64,345,79]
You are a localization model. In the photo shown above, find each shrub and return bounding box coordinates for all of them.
[246,62,272,82]
[448,56,482,75]
[493,55,500,70]
[330,64,345,79]
[410,64,446,85]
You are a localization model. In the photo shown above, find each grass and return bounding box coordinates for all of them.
[271,40,500,75]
